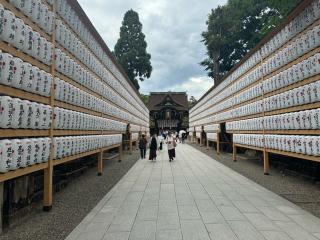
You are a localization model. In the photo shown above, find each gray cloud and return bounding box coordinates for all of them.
[78,0,227,99]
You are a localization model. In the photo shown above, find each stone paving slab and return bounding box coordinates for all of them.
[65,144,320,240]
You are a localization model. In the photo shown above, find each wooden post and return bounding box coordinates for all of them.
[217,134,220,155]
[263,150,270,175]
[43,1,56,212]
[206,138,209,150]
[118,144,122,162]
[233,143,237,162]
[97,150,103,176]
[261,51,268,175]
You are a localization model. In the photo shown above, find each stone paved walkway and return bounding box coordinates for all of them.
[65,144,320,240]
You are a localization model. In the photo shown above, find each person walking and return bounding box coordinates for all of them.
[158,134,163,150]
[178,131,183,143]
[149,134,157,161]
[166,132,176,162]
[138,134,147,159]
[182,133,186,144]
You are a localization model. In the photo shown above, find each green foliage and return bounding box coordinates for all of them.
[140,93,149,106]
[188,96,198,109]
[114,10,152,90]
[201,0,301,83]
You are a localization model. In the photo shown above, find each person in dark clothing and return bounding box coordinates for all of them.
[138,135,147,159]
[149,134,157,161]
[182,133,186,143]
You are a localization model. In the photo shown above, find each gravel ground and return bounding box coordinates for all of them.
[189,143,320,218]
[0,150,140,240]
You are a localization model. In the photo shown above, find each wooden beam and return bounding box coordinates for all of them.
[0,163,48,183]
[266,149,320,163]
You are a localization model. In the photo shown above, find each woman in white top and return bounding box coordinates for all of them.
[166,132,176,162]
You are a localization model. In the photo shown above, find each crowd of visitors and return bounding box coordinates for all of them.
[138,130,187,161]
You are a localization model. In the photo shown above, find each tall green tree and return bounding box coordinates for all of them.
[114,10,152,90]
[201,0,301,84]
[201,5,235,85]
[140,93,149,106]
[188,96,198,109]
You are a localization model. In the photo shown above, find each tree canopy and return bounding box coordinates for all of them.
[201,0,301,85]
[188,96,198,109]
[140,93,149,106]
[114,9,152,90]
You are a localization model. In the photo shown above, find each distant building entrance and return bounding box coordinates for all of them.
[148,92,189,134]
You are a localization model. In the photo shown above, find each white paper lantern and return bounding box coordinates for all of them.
[30,101,40,129]
[24,25,33,56]
[11,139,23,170]
[0,52,14,86]
[1,10,15,44]
[0,96,14,128]
[32,138,41,164]
[21,100,32,128]
[11,97,23,128]
[13,17,26,50]
[0,139,12,172]
[20,138,32,167]
[11,57,23,89]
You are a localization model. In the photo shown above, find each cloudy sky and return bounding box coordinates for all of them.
[78,0,227,99]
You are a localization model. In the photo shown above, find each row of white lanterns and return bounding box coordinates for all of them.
[0,5,53,65]
[204,124,220,132]
[0,96,52,129]
[55,19,148,120]
[56,20,104,79]
[9,0,54,34]
[261,0,320,59]
[264,53,320,93]
[264,80,320,112]
[263,25,320,76]
[198,80,320,124]
[54,107,127,131]
[0,137,51,172]
[233,134,320,156]
[191,51,320,124]
[0,95,129,131]
[54,78,135,123]
[0,134,123,173]
[54,48,146,124]
[0,51,52,96]
[53,134,122,160]
[226,108,320,131]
